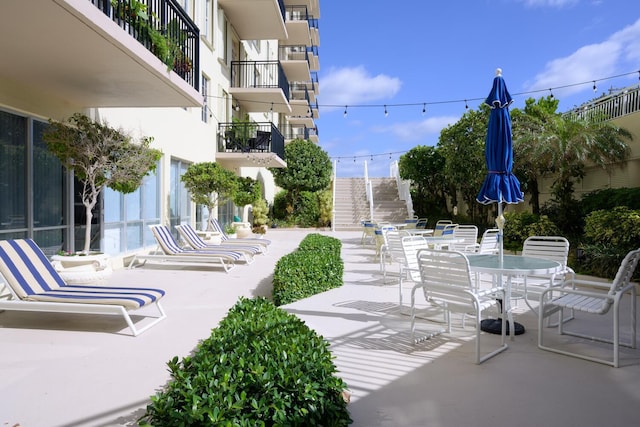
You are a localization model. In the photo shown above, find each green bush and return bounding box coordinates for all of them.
[577,207,640,279]
[273,234,344,306]
[502,212,559,251]
[141,297,351,426]
[295,191,321,227]
[580,187,640,215]
[272,190,289,221]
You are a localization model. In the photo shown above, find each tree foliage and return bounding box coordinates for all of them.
[43,113,162,252]
[398,145,448,218]
[181,162,238,230]
[232,176,261,208]
[437,105,489,222]
[270,139,332,196]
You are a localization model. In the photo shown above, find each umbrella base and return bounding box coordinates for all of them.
[480,318,525,335]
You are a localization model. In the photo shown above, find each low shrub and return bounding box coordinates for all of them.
[576,207,640,279]
[503,211,560,252]
[273,234,343,306]
[140,297,351,426]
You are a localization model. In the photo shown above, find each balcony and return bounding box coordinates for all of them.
[279,45,312,83]
[216,122,287,169]
[281,123,318,144]
[218,0,287,40]
[283,5,313,45]
[567,85,640,122]
[230,61,292,113]
[0,0,202,109]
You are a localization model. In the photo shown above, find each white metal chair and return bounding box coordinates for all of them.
[513,236,575,317]
[397,235,429,306]
[450,225,479,252]
[380,230,410,279]
[411,248,508,364]
[432,220,453,236]
[538,248,640,367]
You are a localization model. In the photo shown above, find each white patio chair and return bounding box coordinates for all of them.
[467,228,500,254]
[538,248,640,367]
[432,220,453,236]
[450,225,479,252]
[411,248,508,364]
[397,235,429,307]
[512,236,575,319]
[380,230,410,278]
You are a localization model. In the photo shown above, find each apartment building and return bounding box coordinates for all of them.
[0,0,320,259]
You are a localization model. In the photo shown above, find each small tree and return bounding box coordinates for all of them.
[43,113,162,253]
[180,162,238,231]
[232,176,261,221]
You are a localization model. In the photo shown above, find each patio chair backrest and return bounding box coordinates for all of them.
[149,225,185,255]
[416,248,474,306]
[209,218,231,241]
[433,220,453,236]
[385,230,410,263]
[451,225,478,251]
[0,239,66,298]
[441,223,458,236]
[176,223,207,249]
[522,236,570,269]
[401,235,429,282]
[606,248,640,302]
[477,229,500,254]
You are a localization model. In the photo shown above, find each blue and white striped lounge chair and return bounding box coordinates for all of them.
[176,223,265,255]
[209,218,271,250]
[128,225,249,272]
[0,239,166,336]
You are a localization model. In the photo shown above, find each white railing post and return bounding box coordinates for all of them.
[331,159,337,232]
[364,160,373,220]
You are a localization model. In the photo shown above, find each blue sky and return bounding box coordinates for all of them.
[315,0,640,177]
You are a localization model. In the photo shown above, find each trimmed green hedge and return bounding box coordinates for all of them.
[273,233,344,306]
[141,297,351,426]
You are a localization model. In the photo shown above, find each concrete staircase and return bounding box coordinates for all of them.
[333,177,410,230]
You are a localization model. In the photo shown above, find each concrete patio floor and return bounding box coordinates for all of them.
[1,229,639,426]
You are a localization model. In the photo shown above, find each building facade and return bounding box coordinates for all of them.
[0,0,320,262]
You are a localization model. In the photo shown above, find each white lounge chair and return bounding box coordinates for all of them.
[176,223,265,255]
[209,218,271,251]
[128,225,249,272]
[0,239,166,336]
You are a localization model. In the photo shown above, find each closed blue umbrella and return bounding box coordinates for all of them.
[476,69,525,335]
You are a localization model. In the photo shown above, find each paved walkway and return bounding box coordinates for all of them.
[1,229,639,426]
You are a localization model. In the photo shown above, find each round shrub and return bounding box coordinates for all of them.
[141,297,351,426]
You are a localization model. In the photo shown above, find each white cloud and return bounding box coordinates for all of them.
[372,115,460,142]
[525,18,640,97]
[518,0,578,7]
[319,66,402,109]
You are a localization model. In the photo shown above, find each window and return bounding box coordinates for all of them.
[0,110,66,255]
[169,158,192,236]
[202,74,210,123]
[103,162,160,255]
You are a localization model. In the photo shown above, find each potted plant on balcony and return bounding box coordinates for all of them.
[43,113,162,280]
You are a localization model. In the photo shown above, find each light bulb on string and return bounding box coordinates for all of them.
[343,106,348,118]
[464,100,468,110]
[384,105,388,117]
[422,103,426,115]
[549,89,554,99]
[593,81,597,92]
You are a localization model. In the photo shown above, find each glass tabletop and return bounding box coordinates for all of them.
[466,254,561,275]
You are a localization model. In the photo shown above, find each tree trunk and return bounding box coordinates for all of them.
[83,204,93,253]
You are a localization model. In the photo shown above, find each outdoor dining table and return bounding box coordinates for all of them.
[422,235,462,249]
[465,254,562,337]
[405,228,434,236]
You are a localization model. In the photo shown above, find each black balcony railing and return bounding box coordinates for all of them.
[231,61,290,101]
[90,0,199,91]
[218,122,285,160]
[566,85,640,122]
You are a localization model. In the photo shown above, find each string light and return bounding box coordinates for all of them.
[206,69,640,117]
[330,150,407,162]
[464,100,469,110]
[343,106,347,118]
[384,105,388,117]
[593,81,597,93]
